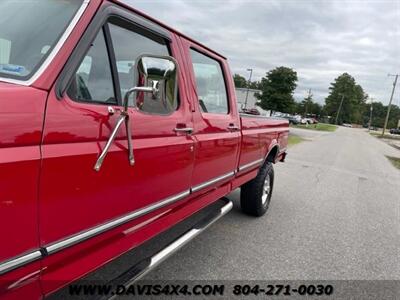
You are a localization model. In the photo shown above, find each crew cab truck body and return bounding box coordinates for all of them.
[0,0,288,299]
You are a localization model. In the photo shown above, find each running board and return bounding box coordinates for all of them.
[101,199,233,300]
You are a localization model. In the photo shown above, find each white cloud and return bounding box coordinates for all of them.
[123,0,400,105]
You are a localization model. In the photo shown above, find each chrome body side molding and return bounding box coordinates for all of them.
[191,171,235,193]
[1,170,236,275]
[47,171,236,255]
[107,200,233,298]
[0,251,42,276]
[238,158,264,172]
[45,190,190,255]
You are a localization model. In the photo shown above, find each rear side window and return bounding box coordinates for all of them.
[67,29,116,104]
[109,22,177,115]
[190,49,228,114]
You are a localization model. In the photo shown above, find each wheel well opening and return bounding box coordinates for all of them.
[266,146,278,163]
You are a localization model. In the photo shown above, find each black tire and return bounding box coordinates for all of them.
[240,162,274,217]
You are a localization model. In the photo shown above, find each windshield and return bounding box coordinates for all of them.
[0,0,83,80]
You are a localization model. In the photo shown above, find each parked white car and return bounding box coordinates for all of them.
[301,117,314,124]
[293,115,302,123]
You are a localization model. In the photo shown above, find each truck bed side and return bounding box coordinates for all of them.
[231,114,288,190]
[241,115,289,158]
[239,114,288,167]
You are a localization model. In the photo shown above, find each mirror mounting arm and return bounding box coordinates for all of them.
[94,86,156,172]
[125,113,134,167]
[94,115,126,172]
[123,86,157,111]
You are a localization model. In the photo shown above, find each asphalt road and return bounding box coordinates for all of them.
[144,127,400,280]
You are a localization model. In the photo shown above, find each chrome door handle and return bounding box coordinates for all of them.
[174,127,193,134]
[227,124,239,131]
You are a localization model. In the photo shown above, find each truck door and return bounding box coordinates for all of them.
[180,39,240,194]
[0,84,44,300]
[39,17,193,293]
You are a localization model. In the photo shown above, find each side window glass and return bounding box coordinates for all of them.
[190,49,228,114]
[109,23,178,115]
[67,29,116,104]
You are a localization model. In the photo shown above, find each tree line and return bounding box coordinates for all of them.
[233,69,400,128]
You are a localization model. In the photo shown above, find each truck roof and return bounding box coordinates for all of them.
[110,0,227,60]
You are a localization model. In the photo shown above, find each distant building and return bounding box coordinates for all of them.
[235,88,270,116]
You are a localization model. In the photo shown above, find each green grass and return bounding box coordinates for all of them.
[291,123,337,132]
[386,156,400,170]
[370,132,400,140]
[288,135,305,146]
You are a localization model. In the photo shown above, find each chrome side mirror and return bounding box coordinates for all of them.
[94,55,178,172]
[124,55,178,112]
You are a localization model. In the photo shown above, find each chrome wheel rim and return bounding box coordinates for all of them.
[262,174,271,205]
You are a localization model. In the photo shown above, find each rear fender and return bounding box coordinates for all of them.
[263,141,280,165]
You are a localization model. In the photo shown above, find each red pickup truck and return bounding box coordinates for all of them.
[0,0,288,298]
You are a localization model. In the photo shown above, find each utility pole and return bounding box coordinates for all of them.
[382,74,399,136]
[305,89,312,115]
[335,93,345,125]
[368,98,374,131]
[244,68,253,109]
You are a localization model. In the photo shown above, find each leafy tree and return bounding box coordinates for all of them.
[248,81,262,90]
[386,104,400,128]
[233,74,247,88]
[362,102,400,128]
[300,90,314,115]
[309,102,323,117]
[256,66,298,113]
[294,92,323,117]
[324,73,367,124]
[303,97,313,115]
[233,73,261,90]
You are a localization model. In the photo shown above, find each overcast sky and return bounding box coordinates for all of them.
[125,0,400,105]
